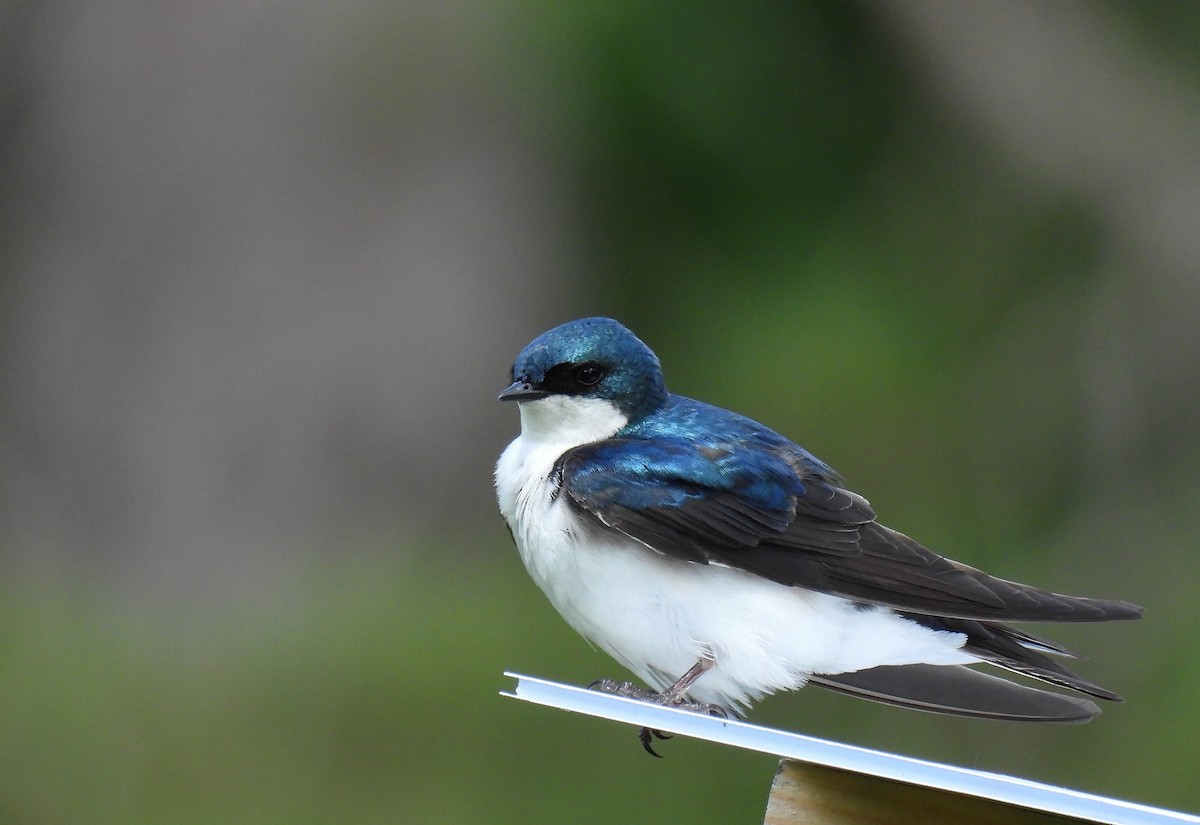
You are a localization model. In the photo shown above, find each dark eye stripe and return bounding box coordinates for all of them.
[539,361,607,394]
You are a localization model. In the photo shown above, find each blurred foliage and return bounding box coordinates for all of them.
[3,0,1200,823]
[0,558,777,824]
[1103,0,1200,75]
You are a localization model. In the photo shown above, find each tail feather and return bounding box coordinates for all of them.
[901,614,1124,701]
[809,664,1101,722]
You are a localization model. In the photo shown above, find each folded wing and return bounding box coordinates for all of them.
[558,437,1142,623]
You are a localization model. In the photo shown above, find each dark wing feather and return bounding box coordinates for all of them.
[730,523,1142,622]
[809,664,1101,722]
[559,437,1142,623]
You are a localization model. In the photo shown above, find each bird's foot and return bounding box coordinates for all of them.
[587,678,729,757]
[587,678,658,702]
[588,678,729,717]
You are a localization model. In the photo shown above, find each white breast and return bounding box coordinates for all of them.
[495,397,975,711]
[494,394,630,593]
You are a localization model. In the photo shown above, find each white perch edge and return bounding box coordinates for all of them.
[502,671,1199,825]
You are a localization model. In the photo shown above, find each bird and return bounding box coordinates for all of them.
[494,317,1142,755]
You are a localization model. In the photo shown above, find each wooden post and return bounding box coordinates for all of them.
[766,760,1087,825]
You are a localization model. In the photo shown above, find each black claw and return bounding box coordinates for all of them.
[638,727,664,758]
[637,727,673,757]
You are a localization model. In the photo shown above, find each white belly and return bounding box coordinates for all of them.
[495,412,973,711]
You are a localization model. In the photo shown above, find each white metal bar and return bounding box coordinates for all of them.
[502,671,1199,825]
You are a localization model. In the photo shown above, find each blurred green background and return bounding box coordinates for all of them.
[2,1,1199,822]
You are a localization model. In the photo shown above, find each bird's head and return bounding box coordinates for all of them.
[500,317,668,443]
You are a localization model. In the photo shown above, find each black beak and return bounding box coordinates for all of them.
[498,380,549,401]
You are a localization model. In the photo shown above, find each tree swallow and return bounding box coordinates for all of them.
[495,317,1142,754]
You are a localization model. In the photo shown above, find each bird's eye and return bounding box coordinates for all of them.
[572,363,605,387]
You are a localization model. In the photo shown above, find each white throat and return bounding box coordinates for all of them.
[494,393,629,578]
[515,395,628,448]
